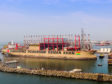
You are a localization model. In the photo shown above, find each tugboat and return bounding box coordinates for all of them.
[99,54,104,58]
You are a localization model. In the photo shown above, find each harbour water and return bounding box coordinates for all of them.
[0,72,111,84]
[3,55,110,74]
[0,44,112,84]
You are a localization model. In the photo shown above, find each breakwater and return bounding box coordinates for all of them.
[0,63,112,82]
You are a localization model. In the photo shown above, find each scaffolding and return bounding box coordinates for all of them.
[24,34,81,51]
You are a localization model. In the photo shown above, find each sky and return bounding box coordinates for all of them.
[0,0,112,43]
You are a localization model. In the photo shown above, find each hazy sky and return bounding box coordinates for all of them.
[0,0,112,42]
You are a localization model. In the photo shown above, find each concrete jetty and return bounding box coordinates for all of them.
[0,63,112,82]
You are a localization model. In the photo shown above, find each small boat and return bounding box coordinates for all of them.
[69,69,82,73]
[17,66,22,69]
[98,64,102,66]
[99,54,104,58]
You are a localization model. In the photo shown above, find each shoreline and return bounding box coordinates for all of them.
[0,62,112,82]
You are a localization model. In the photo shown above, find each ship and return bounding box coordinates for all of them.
[2,34,96,60]
[99,54,104,58]
[95,41,111,46]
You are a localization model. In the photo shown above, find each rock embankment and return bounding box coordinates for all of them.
[0,63,112,82]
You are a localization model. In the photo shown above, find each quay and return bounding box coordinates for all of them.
[0,63,112,82]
